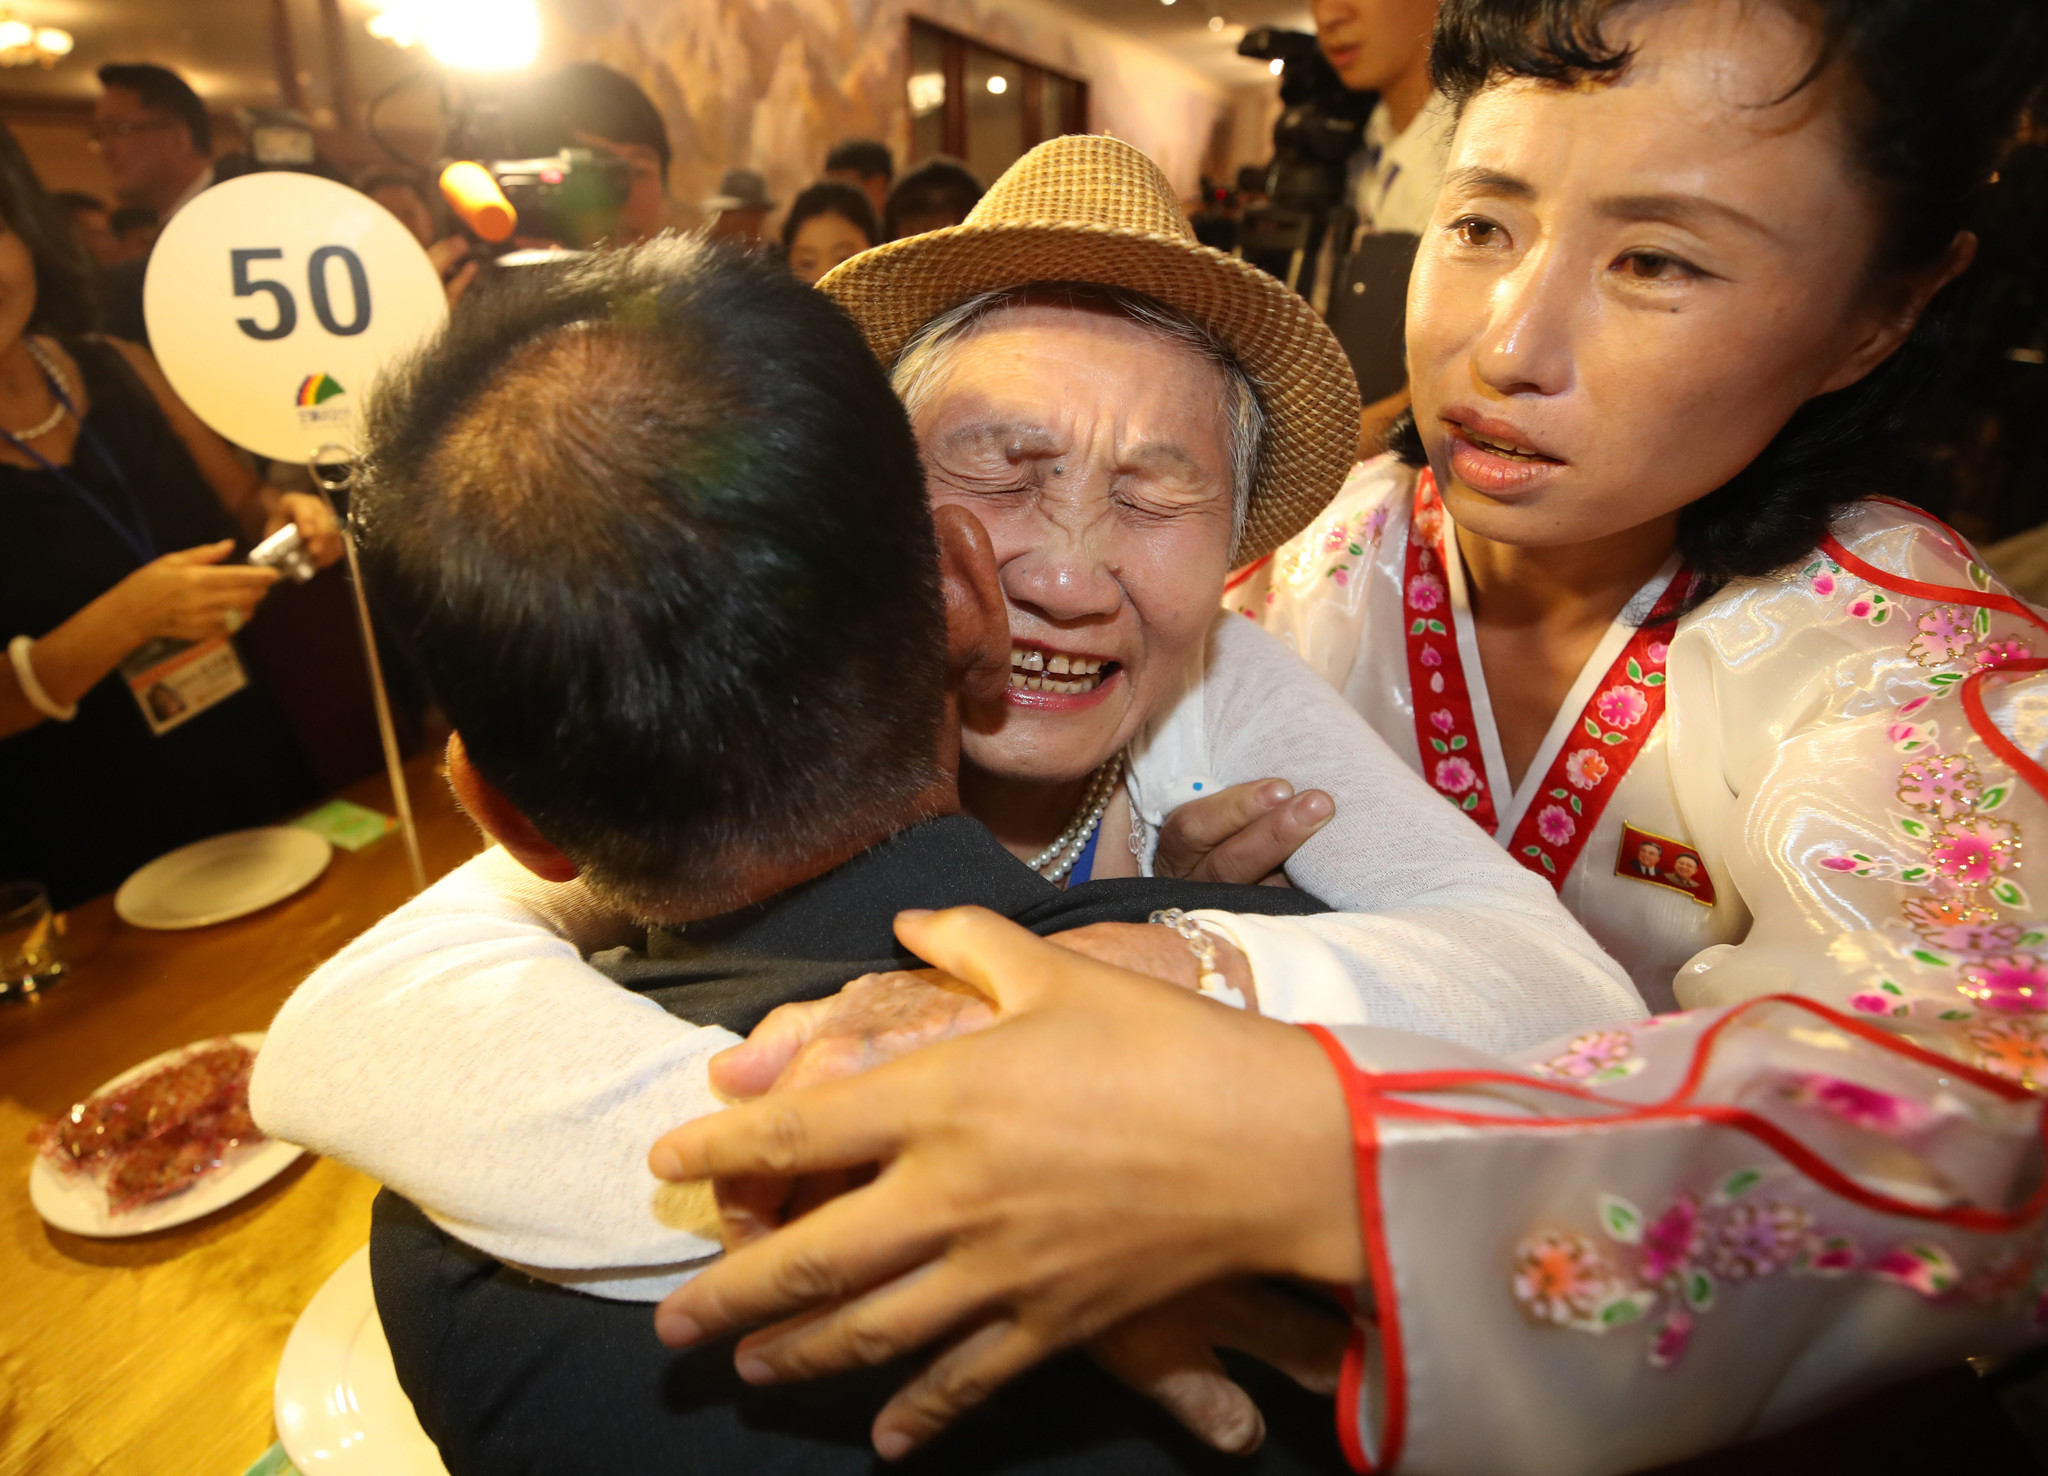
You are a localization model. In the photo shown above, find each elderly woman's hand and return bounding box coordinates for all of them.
[649,906,1360,1460]
[1153,779,1334,887]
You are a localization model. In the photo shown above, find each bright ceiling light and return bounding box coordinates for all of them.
[1268,57,1284,75]
[32,24,67,54]
[986,74,1008,94]
[0,19,31,48]
[1208,14,1225,30]
[367,0,539,72]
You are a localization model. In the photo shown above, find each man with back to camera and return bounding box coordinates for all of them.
[254,237,1367,1472]
[93,62,213,343]
[825,137,894,221]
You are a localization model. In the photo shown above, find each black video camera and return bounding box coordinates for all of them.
[475,149,631,251]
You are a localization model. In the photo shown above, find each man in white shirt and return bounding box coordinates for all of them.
[92,64,214,220]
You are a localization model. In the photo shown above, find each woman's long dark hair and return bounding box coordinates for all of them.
[0,122,96,334]
[1395,0,2048,598]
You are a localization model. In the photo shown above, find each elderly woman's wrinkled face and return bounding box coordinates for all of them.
[911,304,1237,784]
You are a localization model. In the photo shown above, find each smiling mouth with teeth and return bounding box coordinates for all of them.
[1461,428,1557,462]
[1010,645,1117,694]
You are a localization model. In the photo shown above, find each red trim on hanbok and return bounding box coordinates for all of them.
[1962,659,2048,804]
[1223,555,1271,594]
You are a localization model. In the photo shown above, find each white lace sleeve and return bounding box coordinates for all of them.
[250,848,737,1301]
[1132,612,1645,1053]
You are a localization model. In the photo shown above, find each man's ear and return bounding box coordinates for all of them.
[1815,230,1977,397]
[445,732,580,882]
[933,504,1010,713]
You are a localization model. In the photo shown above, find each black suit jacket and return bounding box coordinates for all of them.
[372,814,1349,1475]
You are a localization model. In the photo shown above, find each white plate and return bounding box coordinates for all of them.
[276,1244,450,1476]
[115,826,333,930]
[29,1031,306,1237]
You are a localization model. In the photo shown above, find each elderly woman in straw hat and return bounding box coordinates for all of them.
[246,138,1642,1326]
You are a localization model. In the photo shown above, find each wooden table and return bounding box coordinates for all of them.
[0,750,482,1476]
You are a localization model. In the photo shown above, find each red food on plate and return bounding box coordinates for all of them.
[29,1039,267,1213]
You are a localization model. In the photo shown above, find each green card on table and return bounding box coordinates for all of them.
[293,798,397,853]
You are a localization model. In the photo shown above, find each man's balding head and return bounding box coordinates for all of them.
[355,239,947,917]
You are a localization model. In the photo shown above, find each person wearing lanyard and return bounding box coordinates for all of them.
[0,122,343,908]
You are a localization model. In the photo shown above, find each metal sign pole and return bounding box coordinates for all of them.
[310,450,425,893]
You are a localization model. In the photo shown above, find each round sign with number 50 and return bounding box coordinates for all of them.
[145,171,448,464]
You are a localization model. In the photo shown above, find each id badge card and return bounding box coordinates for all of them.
[119,635,250,736]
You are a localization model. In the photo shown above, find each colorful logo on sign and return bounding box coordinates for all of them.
[296,372,345,406]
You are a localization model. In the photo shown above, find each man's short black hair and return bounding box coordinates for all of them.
[825,138,893,183]
[97,63,211,154]
[355,239,948,916]
[780,179,879,254]
[511,62,671,181]
[883,157,984,239]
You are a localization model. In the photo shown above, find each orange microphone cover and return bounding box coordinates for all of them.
[439,161,516,243]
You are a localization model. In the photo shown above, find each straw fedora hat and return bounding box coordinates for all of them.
[819,134,1360,564]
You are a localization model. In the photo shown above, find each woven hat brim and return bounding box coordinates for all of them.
[820,221,1360,564]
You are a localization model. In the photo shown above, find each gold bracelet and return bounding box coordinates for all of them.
[1149,907,1247,1010]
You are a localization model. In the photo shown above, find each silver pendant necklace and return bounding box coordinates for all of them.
[4,338,68,442]
[1027,751,1126,884]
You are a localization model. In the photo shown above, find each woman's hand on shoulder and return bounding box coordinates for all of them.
[108,540,279,645]
[1153,778,1333,886]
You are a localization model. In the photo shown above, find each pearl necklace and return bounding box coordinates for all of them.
[1027,751,1126,884]
[4,339,68,442]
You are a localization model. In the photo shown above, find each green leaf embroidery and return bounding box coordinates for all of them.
[1521,845,1541,858]
[1975,607,1992,637]
[1981,784,2009,812]
[1569,796,1583,815]
[1599,1293,1650,1328]
[1685,1269,1716,1311]
[1911,949,1952,969]
[1939,1009,1973,1022]
[1627,657,1645,683]
[1538,853,1556,874]
[1899,866,1931,883]
[1426,619,1447,635]
[1461,793,1479,812]
[1644,672,1666,687]
[1992,878,2032,909]
[1720,1168,1763,1200]
[1410,618,1428,635]
[1929,671,1961,687]
[1430,737,1449,753]
[2020,931,2046,948]
[1584,718,1603,739]
[1872,606,1891,625]
[1895,815,1930,840]
[1602,731,1627,745]
[1550,787,1568,800]
[1450,735,1468,750]
[1969,561,1991,591]
[1850,851,1875,864]
[1348,543,1364,556]
[1598,1193,1644,1244]
[1879,979,1904,995]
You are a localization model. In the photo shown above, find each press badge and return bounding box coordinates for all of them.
[119,635,249,736]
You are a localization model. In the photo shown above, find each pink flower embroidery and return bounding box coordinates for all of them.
[1810,572,1837,596]
[1909,606,1977,667]
[1896,753,1979,817]
[1330,568,1350,587]
[1645,640,1670,666]
[1927,920,2024,957]
[1847,597,1876,619]
[1414,505,1444,543]
[1322,524,1349,552]
[1784,1073,1933,1136]
[1536,804,1575,846]
[1540,1030,1635,1081]
[1807,1236,1860,1274]
[1710,1202,1811,1280]
[1407,572,1445,612]
[1930,816,2020,885]
[1975,640,2034,671]
[1512,1232,1617,1326]
[1870,1242,1960,1298]
[1418,645,1443,668]
[1641,1195,1704,1281]
[1647,1308,1693,1369]
[1433,755,1477,795]
[1363,507,1389,543]
[1902,894,1995,935]
[1564,748,1610,790]
[1820,856,1864,872]
[1959,956,2048,1013]
[1848,990,1908,1017]
[1595,685,1649,729]
[1896,695,1933,718]
[1430,709,1455,734]
[1429,672,1445,694]
[1969,1017,2048,1087]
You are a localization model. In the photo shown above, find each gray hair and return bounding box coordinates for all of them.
[889,283,1265,556]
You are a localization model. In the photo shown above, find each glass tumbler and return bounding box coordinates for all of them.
[0,880,66,1000]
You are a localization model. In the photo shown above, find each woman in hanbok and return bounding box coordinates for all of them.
[645,0,2048,1472]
